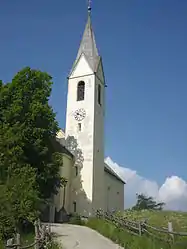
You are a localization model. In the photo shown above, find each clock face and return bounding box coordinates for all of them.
[74,108,86,121]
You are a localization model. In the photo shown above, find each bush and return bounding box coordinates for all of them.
[48,241,61,249]
[68,213,85,226]
[0,166,40,239]
[0,192,15,240]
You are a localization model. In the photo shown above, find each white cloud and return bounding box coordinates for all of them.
[105,157,187,211]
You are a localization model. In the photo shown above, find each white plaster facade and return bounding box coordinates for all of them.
[104,164,125,212]
[51,10,125,220]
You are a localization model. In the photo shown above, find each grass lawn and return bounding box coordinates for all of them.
[21,232,35,246]
[121,209,187,232]
[85,210,187,249]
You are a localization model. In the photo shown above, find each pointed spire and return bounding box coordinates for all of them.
[73,1,99,72]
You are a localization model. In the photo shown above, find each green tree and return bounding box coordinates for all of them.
[132,194,165,211]
[0,67,64,199]
[0,166,40,238]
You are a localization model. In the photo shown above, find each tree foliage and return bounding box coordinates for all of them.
[0,67,65,237]
[132,194,165,211]
[0,67,63,199]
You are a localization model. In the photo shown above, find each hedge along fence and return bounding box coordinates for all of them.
[6,220,51,249]
[96,210,187,246]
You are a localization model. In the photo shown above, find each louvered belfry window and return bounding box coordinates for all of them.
[77,81,85,101]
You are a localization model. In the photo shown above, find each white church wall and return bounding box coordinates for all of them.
[104,170,124,212]
[53,153,73,213]
[66,56,96,216]
[92,75,105,211]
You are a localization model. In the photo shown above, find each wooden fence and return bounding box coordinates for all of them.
[96,210,187,246]
[6,220,51,249]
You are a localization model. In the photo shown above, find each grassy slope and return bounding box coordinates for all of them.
[121,209,187,231]
[86,210,187,249]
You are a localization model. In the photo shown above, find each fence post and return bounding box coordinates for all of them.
[16,233,21,249]
[96,209,99,218]
[34,220,39,249]
[47,223,51,234]
[138,222,142,236]
[168,222,174,242]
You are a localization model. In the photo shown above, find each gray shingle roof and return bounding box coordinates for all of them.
[70,13,100,75]
[104,163,126,184]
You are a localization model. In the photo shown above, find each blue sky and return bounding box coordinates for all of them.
[0,0,187,187]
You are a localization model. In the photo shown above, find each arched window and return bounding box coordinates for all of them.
[73,201,76,212]
[98,84,101,105]
[77,81,85,101]
[75,166,78,176]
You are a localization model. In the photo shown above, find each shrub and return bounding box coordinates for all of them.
[68,213,85,225]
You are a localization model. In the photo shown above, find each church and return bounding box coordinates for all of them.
[50,6,125,221]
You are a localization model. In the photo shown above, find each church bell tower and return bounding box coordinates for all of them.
[65,4,106,216]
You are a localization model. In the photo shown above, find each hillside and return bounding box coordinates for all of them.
[122,209,187,232]
[85,210,187,249]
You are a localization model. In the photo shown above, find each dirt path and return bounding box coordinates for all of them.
[50,223,123,249]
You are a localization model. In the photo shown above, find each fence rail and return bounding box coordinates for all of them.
[6,220,51,249]
[96,209,187,245]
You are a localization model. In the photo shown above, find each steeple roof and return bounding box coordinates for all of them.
[70,10,100,75]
